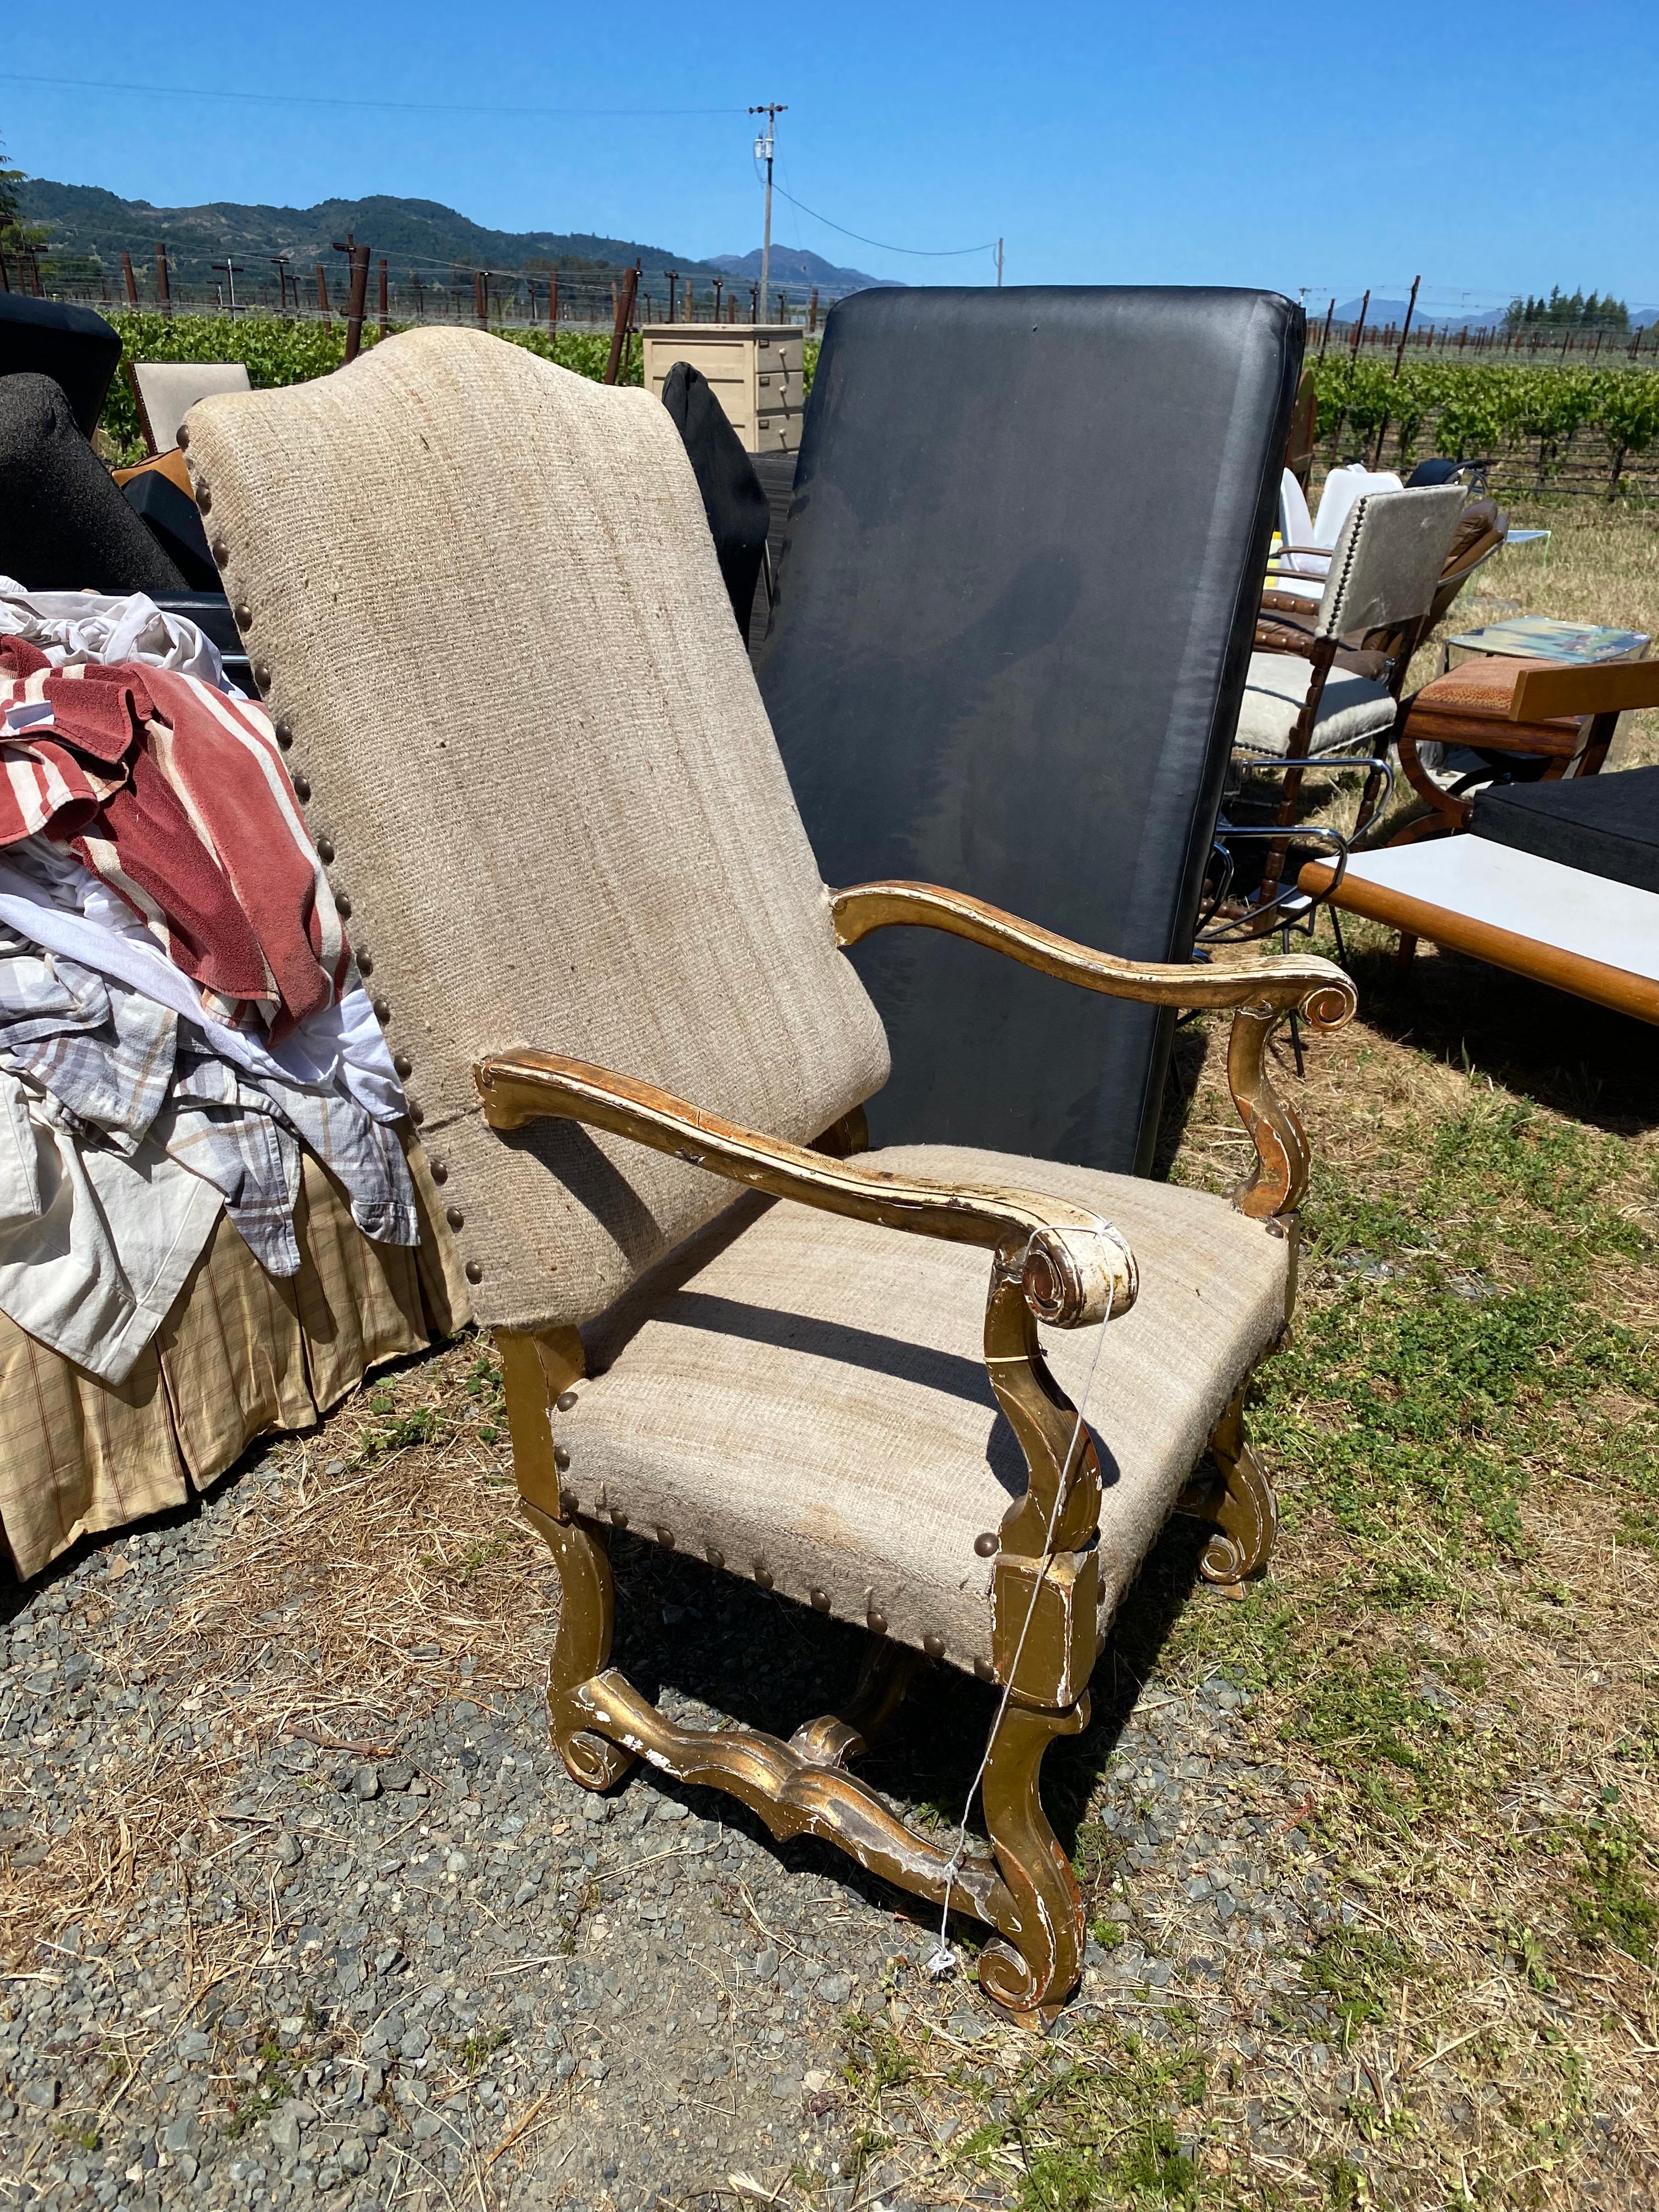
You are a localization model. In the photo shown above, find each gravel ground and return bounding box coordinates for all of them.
[0,1403,1371,2212]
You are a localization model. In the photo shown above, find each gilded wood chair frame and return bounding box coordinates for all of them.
[477,880,1355,2023]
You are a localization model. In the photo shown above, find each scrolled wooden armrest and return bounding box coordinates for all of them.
[474,1051,1136,1329]
[831,880,1357,1221]
[831,882,1354,1028]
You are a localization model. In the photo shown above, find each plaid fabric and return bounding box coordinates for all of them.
[0,637,349,1039]
[0,1145,459,1582]
[0,929,417,1289]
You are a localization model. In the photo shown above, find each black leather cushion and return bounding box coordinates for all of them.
[659,361,770,642]
[758,287,1303,1174]
[0,294,123,439]
[122,469,221,590]
[0,374,187,595]
[1471,766,1659,895]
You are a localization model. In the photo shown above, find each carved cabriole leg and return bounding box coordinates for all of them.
[500,1324,636,1792]
[1176,1381,1278,1599]
[977,1691,1090,2024]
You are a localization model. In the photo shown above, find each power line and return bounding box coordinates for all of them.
[766,180,997,258]
[0,71,746,119]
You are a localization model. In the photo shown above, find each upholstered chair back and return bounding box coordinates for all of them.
[183,329,890,1332]
[1314,484,1466,642]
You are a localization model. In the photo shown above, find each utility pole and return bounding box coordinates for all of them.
[749,103,786,321]
[995,238,1003,287]
[270,254,292,315]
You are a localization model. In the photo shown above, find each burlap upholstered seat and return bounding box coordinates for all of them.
[183,325,1352,2021]
[572,1148,1289,1668]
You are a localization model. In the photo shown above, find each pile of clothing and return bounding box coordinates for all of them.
[0,578,416,1383]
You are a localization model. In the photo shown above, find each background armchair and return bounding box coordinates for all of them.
[185,328,1354,2022]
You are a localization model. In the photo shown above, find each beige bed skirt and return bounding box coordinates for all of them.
[0,1139,472,1582]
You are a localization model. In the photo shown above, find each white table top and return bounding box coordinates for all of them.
[1342,837,1659,982]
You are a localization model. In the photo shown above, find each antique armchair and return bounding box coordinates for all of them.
[183,328,1355,2022]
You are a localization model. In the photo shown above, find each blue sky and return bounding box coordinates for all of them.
[4,0,1655,313]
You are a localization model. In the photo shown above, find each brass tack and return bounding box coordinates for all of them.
[753,1562,774,1590]
[427,1158,446,1184]
[808,1587,830,1612]
[866,1608,888,1636]
[555,1391,578,1410]
[335,893,351,919]
[316,837,335,864]
[463,1259,482,1283]
[973,1657,996,1682]
[291,775,311,802]
[372,997,390,1023]
[655,1526,675,1550]
[273,721,294,749]
[210,536,228,565]
[706,1545,725,1570]
[560,1488,578,1515]
[554,1445,570,1471]
[176,424,190,451]
[250,659,269,690]
[233,603,252,629]
[393,1053,413,1079]
[408,1099,424,1124]
[444,1205,464,1231]
[610,1508,629,1530]
[974,1531,999,1558]
[195,484,210,513]
[923,1634,946,1661]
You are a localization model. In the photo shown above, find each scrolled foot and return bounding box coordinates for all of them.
[520,1500,639,1792]
[977,1694,1088,2023]
[1176,1385,1277,1595]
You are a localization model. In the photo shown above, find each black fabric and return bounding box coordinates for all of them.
[745,449,798,657]
[0,374,187,595]
[758,286,1303,1175]
[0,295,122,439]
[122,470,221,591]
[1471,766,1659,895]
[659,362,770,642]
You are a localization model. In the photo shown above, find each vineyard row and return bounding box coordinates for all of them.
[88,312,1659,501]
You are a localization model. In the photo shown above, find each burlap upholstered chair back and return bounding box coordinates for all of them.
[183,330,890,1331]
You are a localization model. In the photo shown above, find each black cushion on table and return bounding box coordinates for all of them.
[122,470,221,591]
[757,286,1302,1175]
[0,373,187,595]
[1471,766,1659,896]
[0,294,123,439]
[658,360,770,643]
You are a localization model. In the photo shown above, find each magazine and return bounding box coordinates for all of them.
[1446,615,1650,664]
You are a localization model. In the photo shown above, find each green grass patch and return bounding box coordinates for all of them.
[1570,1815,1657,1963]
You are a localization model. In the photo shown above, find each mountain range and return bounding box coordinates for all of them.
[15,181,731,287]
[708,246,895,296]
[14,180,890,300]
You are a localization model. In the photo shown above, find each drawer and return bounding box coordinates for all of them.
[754,366,802,407]
[754,336,805,371]
[750,410,802,453]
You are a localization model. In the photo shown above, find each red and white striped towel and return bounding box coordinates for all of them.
[1,636,349,1040]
